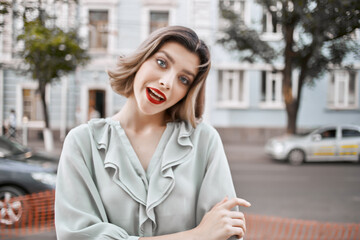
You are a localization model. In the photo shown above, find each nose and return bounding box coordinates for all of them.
[159,72,175,90]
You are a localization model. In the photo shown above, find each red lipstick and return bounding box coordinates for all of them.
[146,87,167,104]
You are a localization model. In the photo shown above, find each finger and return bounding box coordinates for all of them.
[222,198,251,210]
[231,219,246,233]
[231,226,245,239]
[229,211,245,220]
[212,196,228,209]
[234,226,245,239]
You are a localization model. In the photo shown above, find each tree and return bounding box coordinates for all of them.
[9,0,89,149]
[0,1,11,29]
[219,0,360,134]
[17,20,90,129]
[0,1,12,68]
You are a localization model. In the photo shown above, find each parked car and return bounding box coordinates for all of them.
[265,124,360,165]
[0,136,58,226]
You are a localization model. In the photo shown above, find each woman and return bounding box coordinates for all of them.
[55,26,250,240]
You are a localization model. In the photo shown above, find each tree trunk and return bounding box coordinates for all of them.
[296,61,309,131]
[39,82,54,152]
[39,82,49,129]
[283,24,298,134]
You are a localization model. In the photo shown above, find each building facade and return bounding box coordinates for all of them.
[0,0,359,140]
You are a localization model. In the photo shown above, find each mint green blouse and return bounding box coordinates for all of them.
[55,118,239,240]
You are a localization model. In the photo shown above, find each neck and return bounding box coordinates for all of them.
[114,96,166,132]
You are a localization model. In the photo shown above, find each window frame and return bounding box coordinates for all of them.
[16,82,50,128]
[79,0,117,54]
[219,0,249,23]
[319,128,337,140]
[327,69,359,110]
[216,69,249,109]
[88,9,109,51]
[141,3,175,41]
[149,10,170,34]
[259,70,284,109]
[341,127,360,138]
[259,1,283,41]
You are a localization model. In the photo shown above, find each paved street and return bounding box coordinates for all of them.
[6,232,56,240]
[225,143,360,223]
[7,140,360,239]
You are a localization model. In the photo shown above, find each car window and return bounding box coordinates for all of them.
[0,137,28,156]
[342,128,360,138]
[320,129,336,139]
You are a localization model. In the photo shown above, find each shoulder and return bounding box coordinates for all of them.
[61,121,107,163]
[194,122,219,136]
[64,118,109,149]
[192,121,222,144]
[66,118,109,142]
[65,123,91,142]
[61,124,91,154]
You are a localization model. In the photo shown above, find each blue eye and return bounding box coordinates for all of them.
[179,76,190,85]
[157,59,166,68]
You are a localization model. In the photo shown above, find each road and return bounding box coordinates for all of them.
[225,143,360,223]
[8,143,360,239]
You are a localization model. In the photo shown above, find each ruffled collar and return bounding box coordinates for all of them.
[88,117,194,155]
[87,118,194,234]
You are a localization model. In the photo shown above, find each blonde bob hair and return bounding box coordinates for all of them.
[108,26,211,127]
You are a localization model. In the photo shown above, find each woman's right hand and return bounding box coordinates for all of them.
[193,197,251,240]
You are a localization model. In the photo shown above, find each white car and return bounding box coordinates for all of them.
[265,124,360,165]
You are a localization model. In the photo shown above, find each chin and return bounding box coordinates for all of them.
[138,104,164,116]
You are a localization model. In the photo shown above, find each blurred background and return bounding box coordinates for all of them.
[0,0,359,239]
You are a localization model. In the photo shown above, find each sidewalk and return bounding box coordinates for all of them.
[27,136,63,157]
[4,130,360,240]
[7,231,56,240]
[23,125,276,157]
[24,126,271,158]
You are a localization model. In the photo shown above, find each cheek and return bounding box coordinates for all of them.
[133,71,147,94]
[133,72,141,89]
[133,61,151,86]
[173,88,189,103]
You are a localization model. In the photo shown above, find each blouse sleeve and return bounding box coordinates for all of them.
[195,127,242,240]
[55,127,139,240]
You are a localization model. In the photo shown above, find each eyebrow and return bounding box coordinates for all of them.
[158,50,197,79]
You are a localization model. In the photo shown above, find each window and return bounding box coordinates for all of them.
[88,10,108,50]
[342,128,360,138]
[220,0,246,22]
[217,70,248,108]
[149,11,169,34]
[260,70,283,108]
[22,88,43,121]
[219,0,248,36]
[328,70,358,109]
[261,1,282,40]
[320,129,336,139]
[141,2,175,40]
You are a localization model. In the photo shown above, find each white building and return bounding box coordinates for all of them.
[1,0,359,141]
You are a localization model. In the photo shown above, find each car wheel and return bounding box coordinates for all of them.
[0,186,28,226]
[288,149,305,165]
